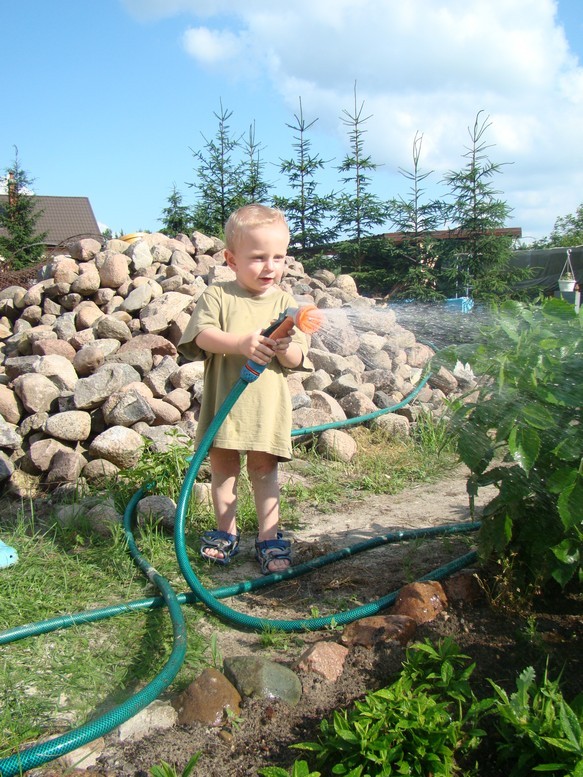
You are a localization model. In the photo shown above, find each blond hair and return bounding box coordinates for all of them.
[224,204,289,252]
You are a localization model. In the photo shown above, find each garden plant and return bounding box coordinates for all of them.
[444,296,582,597]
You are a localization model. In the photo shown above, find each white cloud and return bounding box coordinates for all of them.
[122,0,583,239]
[182,26,243,65]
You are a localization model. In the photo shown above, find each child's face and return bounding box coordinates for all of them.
[225,223,289,296]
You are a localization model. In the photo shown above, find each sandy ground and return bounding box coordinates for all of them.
[191,467,494,663]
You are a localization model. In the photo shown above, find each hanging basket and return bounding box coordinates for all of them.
[558,249,577,293]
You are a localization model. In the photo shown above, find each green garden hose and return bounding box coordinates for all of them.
[172,368,476,632]
[0,354,478,776]
[0,488,187,777]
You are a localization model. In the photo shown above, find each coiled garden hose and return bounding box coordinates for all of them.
[172,365,477,632]
[0,347,479,776]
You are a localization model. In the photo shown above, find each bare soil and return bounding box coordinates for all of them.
[84,470,582,776]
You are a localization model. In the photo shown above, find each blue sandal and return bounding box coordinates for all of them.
[255,533,292,575]
[200,530,240,565]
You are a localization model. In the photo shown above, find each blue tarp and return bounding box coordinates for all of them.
[445,296,474,313]
[0,539,18,568]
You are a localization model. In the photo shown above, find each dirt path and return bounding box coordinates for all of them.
[196,468,495,660]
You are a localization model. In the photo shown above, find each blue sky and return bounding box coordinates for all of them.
[1,0,582,242]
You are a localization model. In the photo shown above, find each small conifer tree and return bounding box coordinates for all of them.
[273,98,336,257]
[159,184,193,236]
[441,112,517,299]
[0,148,47,269]
[188,101,244,237]
[335,84,389,271]
[386,131,446,300]
[240,121,272,205]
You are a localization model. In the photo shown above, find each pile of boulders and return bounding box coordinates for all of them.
[0,230,469,501]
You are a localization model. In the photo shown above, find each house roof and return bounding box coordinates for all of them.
[0,195,101,248]
[382,227,522,242]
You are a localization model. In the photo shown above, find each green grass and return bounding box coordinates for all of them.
[0,413,458,757]
[0,509,207,757]
[284,414,458,512]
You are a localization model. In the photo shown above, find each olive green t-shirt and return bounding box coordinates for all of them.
[178,281,311,460]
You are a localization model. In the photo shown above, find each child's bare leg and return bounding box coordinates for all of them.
[205,447,240,561]
[247,451,290,572]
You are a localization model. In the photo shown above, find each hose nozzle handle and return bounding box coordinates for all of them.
[240,305,324,383]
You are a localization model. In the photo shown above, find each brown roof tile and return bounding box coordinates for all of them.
[0,195,101,247]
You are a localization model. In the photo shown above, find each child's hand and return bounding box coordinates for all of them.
[273,328,295,355]
[237,329,276,365]
[274,327,303,369]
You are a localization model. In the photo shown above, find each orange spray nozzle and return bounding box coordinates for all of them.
[262,305,324,340]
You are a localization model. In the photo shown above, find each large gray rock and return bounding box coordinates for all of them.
[93,315,132,343]
[5,354,78,392]
[102,389,156,427]
[121,283,153,313]
[223,656,302,706]
[74,363,141,410]
[12,373,61,420]
[44,410,92,442]
[316,429,357,462]
[89,426,144,468]
[143,355,178,397]
[28,437,71,473]
[0,417,22,449]
[45,448,87,484]
[139,292,192,334]
[71,264,101,296]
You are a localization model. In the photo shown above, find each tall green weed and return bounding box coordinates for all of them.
[444,298,582,594]
[489,665,583,776]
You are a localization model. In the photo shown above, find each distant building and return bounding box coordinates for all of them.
[382,227,522,242]
[0,194,101,254]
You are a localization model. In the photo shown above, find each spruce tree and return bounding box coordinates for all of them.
[272,98,336,258]
[0,148,47,269]
[441,111,516,299]
[159,184,193,236]
[240,121,272,205]
[386,131,446,300]
[188,101,244,237]
[335,84,389,271]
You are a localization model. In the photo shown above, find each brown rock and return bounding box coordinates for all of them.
[32,339,76,360]
[340,614,417,647]
[295,641,349,681]
[73,344,105,376]
[392,581,448,624]
[171,668,241,726]
[442,569,483,604]
[117,333,177,358]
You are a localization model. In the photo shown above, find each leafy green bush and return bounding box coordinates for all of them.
[489,665,583,776]
[259,639,582,777]
[294,638,486,776]
[446,297,582,594]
